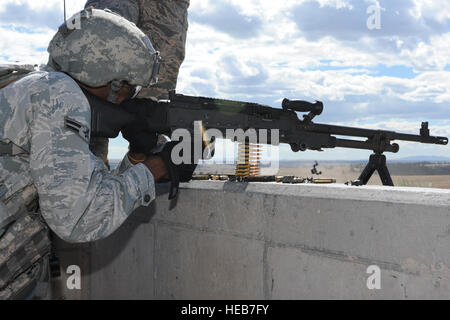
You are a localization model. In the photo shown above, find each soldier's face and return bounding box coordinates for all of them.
[116,86,136,104]
[76,81,138,104]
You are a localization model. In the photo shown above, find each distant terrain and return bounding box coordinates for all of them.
[110,159,450,189]
[196,161,450,189]
[275,162,450,189]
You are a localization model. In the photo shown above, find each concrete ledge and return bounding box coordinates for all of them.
[183,181,450,207]
[52,181,450,299]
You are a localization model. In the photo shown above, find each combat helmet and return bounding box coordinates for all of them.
[47,7,160,102]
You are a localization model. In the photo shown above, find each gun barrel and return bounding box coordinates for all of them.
[390,132,448,145]
[306,123,447,146]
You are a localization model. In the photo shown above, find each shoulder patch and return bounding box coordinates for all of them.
[64,116,90,142]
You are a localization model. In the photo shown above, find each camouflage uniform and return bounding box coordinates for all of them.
[0,68,156,241]
[1,7,160,299]
[0,68,156,298]
[85,0,190,163]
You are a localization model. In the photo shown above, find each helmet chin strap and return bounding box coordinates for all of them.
[107,80,123,103]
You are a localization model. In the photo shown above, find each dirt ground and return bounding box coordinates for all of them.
[197,163,450,189]
[275,166,450,189]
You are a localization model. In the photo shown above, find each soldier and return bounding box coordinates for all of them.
[85,0,190,166]
[0,8,167,299]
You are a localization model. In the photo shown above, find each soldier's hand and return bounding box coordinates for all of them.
[122,120,158,156]
[128,153,169,182]
[144,156,170,182]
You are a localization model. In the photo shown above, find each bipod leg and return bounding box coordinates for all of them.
[355,153,394,186]
[355,157,376,186]
[376,155,394,186]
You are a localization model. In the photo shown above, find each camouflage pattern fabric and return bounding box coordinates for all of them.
[0,68,156,243]
[85,0,190,100]
[0,213,51,300]
[1,11,159,298]
[48,8,159,89]
[85,0,190,164]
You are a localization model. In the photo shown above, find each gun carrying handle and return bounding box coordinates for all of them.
[282,99,323,116]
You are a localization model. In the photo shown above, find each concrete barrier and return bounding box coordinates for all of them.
[51,181,450,299]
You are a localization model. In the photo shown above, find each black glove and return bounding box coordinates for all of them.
[158,134,215,200]
[121,119,158,156]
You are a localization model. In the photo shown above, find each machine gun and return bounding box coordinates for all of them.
[88,90,448,186]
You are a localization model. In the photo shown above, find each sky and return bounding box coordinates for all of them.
[0,0,449,162]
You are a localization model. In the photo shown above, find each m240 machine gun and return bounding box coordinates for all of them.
[89,90,448,186]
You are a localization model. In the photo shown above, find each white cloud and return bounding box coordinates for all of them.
[1,0,448,159]
[177,0,449,159]
[0,0,85,16]
[411,0,450,22]
[0,27,53,63]
[0,0,86,64]
[399,33,450,71]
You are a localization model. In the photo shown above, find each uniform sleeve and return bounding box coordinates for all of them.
[29,75,155,243]
[111,152,133,175]
[85,0,140,24]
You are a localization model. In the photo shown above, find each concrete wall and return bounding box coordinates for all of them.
[51,181,450,299]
